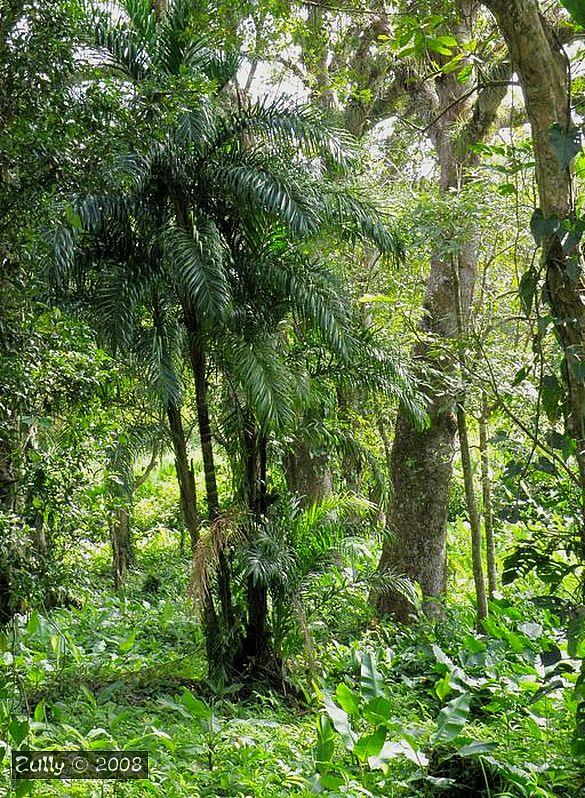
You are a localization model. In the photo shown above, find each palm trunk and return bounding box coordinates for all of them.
[172,193,234,675]
[166,399,199,554]
[185,315,220,521]
[185,311,235,632]
[479,393,498,597]
[242,423,271,662]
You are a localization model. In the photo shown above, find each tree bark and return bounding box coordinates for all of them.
[482,0,585,753]
[452,251,489,625]
[184,308,235,638]
[166,399,200,554]
[457,403,489,624]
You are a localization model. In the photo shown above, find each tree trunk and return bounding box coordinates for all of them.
[185,313,235,635]
[166,399,199,554]
[173,193,233,677]
[185,314,220,521]
[479,393,498,597]
[483,0,585,751]
[375,6,511,619]
[111,506,131,591]
[376,70,480,620]
[483,0,585,551]
[242,424,271,662]
[452,252,489,625]
[283,439,332,508]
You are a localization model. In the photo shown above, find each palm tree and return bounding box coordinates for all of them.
[54,2,408,677]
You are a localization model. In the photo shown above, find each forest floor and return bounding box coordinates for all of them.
[1,533,581,798]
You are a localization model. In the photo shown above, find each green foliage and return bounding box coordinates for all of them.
[561,0,585,29]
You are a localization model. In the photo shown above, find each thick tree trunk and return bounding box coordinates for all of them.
[483,0,585,550]
[483,0,585,750]
[376,68,480,619]
[375,4,511,619]
[166,399,199,554]
[479,394,498,597]
[283,439,332,508]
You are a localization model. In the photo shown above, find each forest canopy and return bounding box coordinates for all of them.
[1,1,585,796]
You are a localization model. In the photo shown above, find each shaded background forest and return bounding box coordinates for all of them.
[1,0,585,796]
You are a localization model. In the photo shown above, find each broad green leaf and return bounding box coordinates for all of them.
[542,374,563,423]
[323,693,356,751]
[314,715,335,769]
[33,700,46,723]
[566,256,583,282]
[368,739,428,769]
[119,628,136,652]
[354,728,386,762]
[317,773,345,790]
[561,0,585,29]
[427,34,457,55]
[530,209,560,247]
[457,741,498,757]
[549,123,582,170]
[335,683,360,715]
[8,719,29,746]
[435,673,452,701]
[363,696,394,724]
[181,689,210,718]
[435,693,471,743]
[359,651,383,700]
[519,268,538,316]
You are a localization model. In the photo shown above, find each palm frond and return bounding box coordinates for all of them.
[175,101,216,153]
[213,162,319,237]
[133,316,183,405]
[263,254,351,358]
[342,339,428,430]
[323,185,405,262]
[94,262,142,351]
[92,15,150,81]
[369,567,422,610]
[164,220,230,322]
[203,49,239,89]
[228,338,295,431]
[244,524,297,590]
